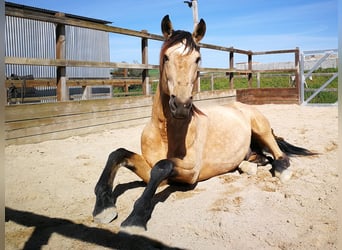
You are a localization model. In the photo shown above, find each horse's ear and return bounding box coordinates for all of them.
[161,15,173,39]
[192,19,206,43]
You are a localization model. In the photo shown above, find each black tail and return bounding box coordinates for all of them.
[275,136,317,156]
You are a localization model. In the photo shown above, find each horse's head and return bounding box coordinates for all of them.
[160,15,206,119]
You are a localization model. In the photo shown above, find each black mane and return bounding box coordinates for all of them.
[166,30,199,52]
[159,30,200,70]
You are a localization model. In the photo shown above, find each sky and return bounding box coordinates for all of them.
[7,0,338,67]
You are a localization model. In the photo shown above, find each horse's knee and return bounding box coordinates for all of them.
[108,148,134,164]
[151,159,174,181]
[96,148,132,189]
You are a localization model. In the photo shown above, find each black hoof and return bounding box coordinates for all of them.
[272,156,290,171]
[93,206,118,224]
[121,214,147,231]
[93,188,117,224]
[120,197,151,231]
[271,156,292,182]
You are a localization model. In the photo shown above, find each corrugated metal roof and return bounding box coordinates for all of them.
[5,1,112,24]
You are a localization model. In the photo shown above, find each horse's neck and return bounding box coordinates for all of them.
[151,86,168,123]
[151,85,191,159]
[166,116,191,159]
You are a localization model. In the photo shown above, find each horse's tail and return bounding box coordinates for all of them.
[273,131,317,156]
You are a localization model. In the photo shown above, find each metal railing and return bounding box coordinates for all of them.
[300,49,338,105]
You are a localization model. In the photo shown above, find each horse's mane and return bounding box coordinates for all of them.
[159,30,200,70]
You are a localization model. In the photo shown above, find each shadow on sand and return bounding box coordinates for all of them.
[5,206,184,250]
[6,180,197,249]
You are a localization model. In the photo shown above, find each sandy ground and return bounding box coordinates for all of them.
[5,104,338,250]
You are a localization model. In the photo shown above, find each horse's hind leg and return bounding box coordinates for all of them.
[246,141,273,166]
[93,148,151,223]
[239,104,291,180]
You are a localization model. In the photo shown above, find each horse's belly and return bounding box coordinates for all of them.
[200,106,251,178]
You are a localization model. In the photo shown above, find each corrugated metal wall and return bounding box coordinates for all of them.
[5,16,111,79]
[65,25,110,78]
[5,16,55,78]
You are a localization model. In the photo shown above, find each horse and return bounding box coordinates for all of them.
[92,15,315,231]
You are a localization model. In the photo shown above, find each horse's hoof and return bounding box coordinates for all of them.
[274,167,292,183]
[120,215,147,232]
[93,206,118,224]
[238,161,258,175]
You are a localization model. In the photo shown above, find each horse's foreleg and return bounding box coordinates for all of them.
[121,159,174,230]
[93,148,151,223]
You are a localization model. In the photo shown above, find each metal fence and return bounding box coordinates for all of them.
[5,15,56,78]
[5,14,111,79]
[300,49,338,105]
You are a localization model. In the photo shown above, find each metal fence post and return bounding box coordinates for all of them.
[299,52,305,104]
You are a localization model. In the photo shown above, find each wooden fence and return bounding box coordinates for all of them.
[5,90,236,145]
[4,3,301,144]
[5,3,300,101]
[236,88,299,105]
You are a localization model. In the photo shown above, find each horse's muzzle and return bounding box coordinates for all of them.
[169,95,193,119]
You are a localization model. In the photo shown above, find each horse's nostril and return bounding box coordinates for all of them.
[169,95,177,111]
[184,97,193,109]
[183,102,192,109]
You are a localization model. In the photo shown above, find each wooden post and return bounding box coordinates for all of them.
[141,30,149,95]
[256,72,260,88]
[294,47,300,104]
[192,0,199,29]
[248,53,252,88]
[55,13,67,101]
[210,73,214,91]
[0,1,4,212]
[229,50,234,89]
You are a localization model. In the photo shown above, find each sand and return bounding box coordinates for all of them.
[5,104,338,250]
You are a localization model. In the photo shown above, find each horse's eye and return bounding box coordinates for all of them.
[163,55,169,63]
[195,57,201,64]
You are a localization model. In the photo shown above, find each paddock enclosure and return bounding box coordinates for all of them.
[4,2,311,145]
[5,3,338,147]
[5,3,338,145]
[4,3,338,249]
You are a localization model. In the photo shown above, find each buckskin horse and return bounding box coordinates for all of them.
[93,15,314,230]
